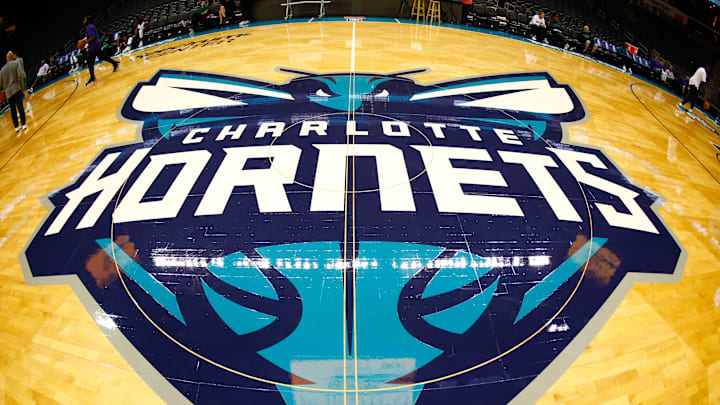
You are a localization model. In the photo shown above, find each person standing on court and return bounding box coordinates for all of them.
[82,15,119,86]
[12,52,32,113]
[678,64,709,112]
[0,51,27,132]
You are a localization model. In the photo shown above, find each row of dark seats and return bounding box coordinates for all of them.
[465,0,689,90]
[470,0,625,46]
[27,0,245,87]
[104,0,246,47]
[34,0,688,99]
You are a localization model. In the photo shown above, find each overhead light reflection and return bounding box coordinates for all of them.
[547,323,570,333]
[94,309,119,331]
[150,255,555,269]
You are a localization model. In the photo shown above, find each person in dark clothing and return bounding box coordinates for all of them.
[579,25,598,54]
[650,56,662,72]
[650,55,663,81]
[549,15,567,49]
[101,29,115,54]
[219,0,235,25]
[83,15,119,86]
[461,0,471,24]
[0,51,27,132]
[191,1,211,33]
[681,75,690,97]
[239,0,253,23]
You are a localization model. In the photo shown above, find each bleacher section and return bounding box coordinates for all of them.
[465,0,689,93]
[25,0,701,105]
[24,0,246,91]
[104,0,246,46]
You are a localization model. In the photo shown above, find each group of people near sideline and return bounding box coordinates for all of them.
[527,10,596,54]
[0,14,120,133]
[526,9,710,114]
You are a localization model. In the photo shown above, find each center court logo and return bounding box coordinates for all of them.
[21,69,685,404]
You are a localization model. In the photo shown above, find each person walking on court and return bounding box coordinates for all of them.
[0,51,27,132]
[82,15,119,86]
[678,64,709,113]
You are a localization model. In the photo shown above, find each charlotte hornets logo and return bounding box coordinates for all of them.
[21,69,685,404]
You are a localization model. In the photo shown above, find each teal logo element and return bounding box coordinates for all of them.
[96,238,608,404]
[307,76,391,111]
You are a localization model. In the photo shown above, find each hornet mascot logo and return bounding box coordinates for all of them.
[21,68,685,404]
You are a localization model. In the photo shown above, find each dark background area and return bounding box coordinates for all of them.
[1,0,719,106]
[0,1,113,65]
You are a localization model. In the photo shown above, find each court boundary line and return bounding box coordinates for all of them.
[14,21,690,405]
[349,20,359,405]
[629,82,720,185]
[0,78,79,174]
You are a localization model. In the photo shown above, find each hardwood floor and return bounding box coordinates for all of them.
[1,20,718,404]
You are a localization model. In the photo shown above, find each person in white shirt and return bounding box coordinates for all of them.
[30,59,50,89]
[666,66,675,81]
[661,65,675,87]
[679,64,709,111]
[31,60,49,90]
[37,62,49,76]
[529,11,547,43]
[137,19,145,47]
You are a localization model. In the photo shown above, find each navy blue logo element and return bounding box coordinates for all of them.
[21,69,685,404]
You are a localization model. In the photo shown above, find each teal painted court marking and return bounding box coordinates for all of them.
[206,250,279,299]
[423,278,500,335]
[96,239,186,324]
[255,241,346,382]
[308,76,390,111]
[201,280,277,335]
[514,237,608,323]
[423,251,491,297]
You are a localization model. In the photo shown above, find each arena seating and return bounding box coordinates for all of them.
[465,0,689,91]
[26,0,694,100]
[103,0,246,45]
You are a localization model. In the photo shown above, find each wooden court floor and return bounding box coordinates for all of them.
[0,21,719,404]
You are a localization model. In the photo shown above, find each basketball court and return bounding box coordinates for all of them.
[1,20,719,404]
